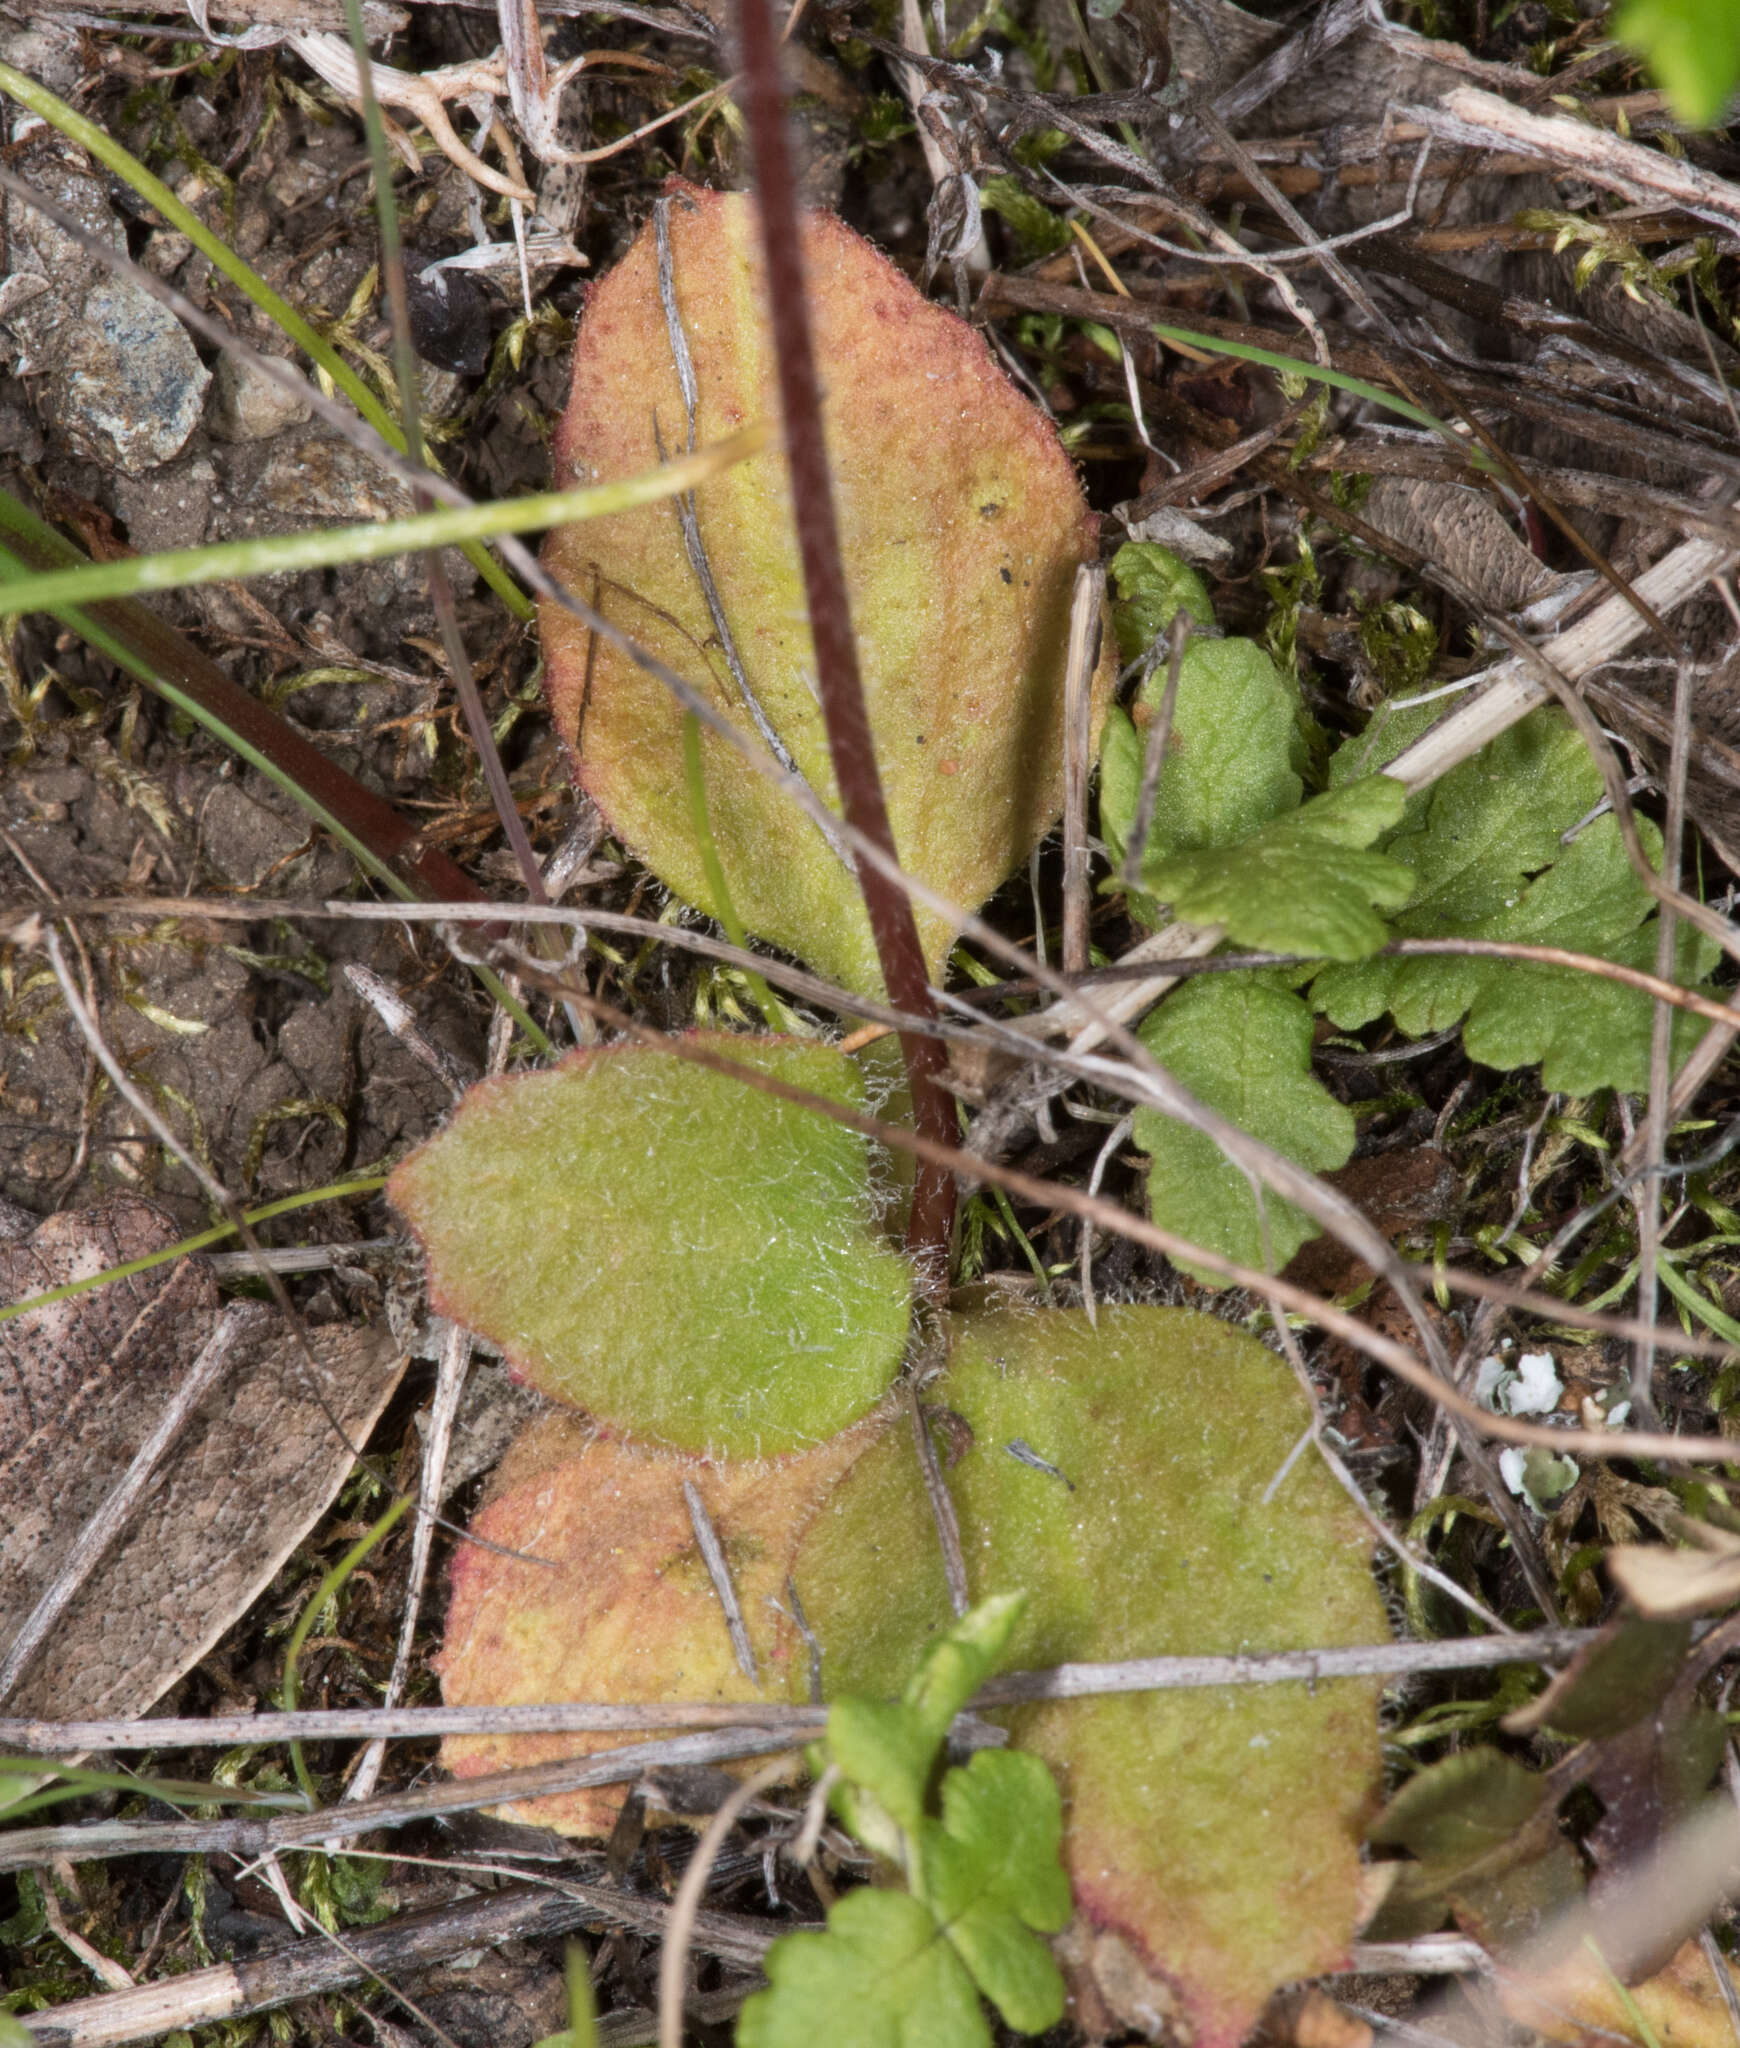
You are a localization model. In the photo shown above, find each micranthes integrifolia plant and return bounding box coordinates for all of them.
[386,37,1391,2037]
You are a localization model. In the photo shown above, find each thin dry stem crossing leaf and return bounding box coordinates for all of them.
[345,1321,475,1809]
[502,990,1740,1461]
[0,1624,1600,1753]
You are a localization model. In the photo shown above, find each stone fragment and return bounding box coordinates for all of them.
[0,134,208,473]
[208,351,314,443]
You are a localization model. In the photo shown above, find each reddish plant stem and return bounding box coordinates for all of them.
[0,512,486,909]
[733,0,958,1286]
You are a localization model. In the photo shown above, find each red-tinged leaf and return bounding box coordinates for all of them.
[437,1410,891,1835]
[790,1304,1387,2048]
[540,183,1111,996]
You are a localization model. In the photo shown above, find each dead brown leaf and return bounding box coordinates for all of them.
[0,1195,404,1719]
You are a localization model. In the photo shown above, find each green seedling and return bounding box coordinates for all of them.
[790,1306,1385,2048]
[1101,553,1720,1274]
[1144,776,1415,962]
[741,1595,1071,2048]
[1135,977,1355,1278]
[1315,708,1719,1095]
[1106,538,1215,660]
[403,190,1391,2048]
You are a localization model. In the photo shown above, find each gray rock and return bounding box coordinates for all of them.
[213,429,478,605]
[247,430,416,525]
[0,23,81,97]
[0,135,209,474]
[207,351,313,443]
[140,229,193,279]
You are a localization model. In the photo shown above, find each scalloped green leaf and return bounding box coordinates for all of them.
[1100,636,1305,914]
[387,1036,911,1455]
[1108,540,1216,661]
[1315,816,1718,1095]
[918,1749,1071,2033]
[830,1591,1027,1842]
[791,1305,1387,2048]
[1144,775,1414,961]
[1133,976,1354,1279]
[540,183,1111,997]
[738,1888,991,2048]
[1330,706,1599,932]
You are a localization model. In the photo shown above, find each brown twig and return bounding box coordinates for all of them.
[16,1881,779,2048]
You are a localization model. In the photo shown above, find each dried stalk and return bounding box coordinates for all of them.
[0,1630,1593,1756]
[16,1881,778,2048]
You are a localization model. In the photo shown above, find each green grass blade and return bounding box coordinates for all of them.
[0,59,533,620]
[1148,319,1492,459]
[0,1175,390,1329]
[0,495,552,1052]
[0,1760,309,1821]
[282,1492,413,1806]
[0,427,768,616]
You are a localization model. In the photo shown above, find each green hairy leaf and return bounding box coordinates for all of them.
[1099,634,1306,906]
[1108,539,1216,660]
[1144,775,1415,961]
[791,1306,1386,2048]
[388,1037,911,1455]
[540,183,1111,996]
[1134,976,1354,1278]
